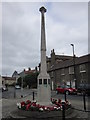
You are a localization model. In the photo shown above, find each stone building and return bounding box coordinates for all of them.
[39,49,90,90]
[12,71,19,83]
[2,76,16,86]
[12,67,38,79]
[18,67,38,78]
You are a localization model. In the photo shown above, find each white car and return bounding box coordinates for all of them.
[15,85,21,89]
[2,86,8,92]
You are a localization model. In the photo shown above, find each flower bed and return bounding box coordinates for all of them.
[17,98,71,112]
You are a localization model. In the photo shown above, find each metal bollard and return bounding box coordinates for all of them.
[62,102,65,120]
[65,91,67,101]
[83,91,86,111]
[33,91,34,101]
[14,87,16,98]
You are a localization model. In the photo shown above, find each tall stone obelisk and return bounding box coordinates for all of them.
[37,6,51,105]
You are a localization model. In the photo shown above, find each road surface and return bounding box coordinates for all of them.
[1,87,90,119]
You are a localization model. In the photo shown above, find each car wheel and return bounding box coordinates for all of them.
[66,91,69,95]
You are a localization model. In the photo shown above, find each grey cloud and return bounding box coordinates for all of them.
[46,2,88,56]
[2,2,88,76]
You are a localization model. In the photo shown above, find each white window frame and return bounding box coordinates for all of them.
[69,66,74,74]
[79,64,86,73]
[61,69,65,75]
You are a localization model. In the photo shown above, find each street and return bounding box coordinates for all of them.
[2,87,37,99]
[1,87,90,119]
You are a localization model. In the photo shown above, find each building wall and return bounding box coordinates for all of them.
[2,77,16,86]
[5,80,16,85]
[47,53,90,90]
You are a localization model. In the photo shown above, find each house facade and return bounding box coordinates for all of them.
[18,67,38,78]
[2,76,16,86]
[39,49,89,90]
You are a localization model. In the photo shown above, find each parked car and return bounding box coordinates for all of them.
[2,86,8,92]
[15,85,21,89]
[56,85,77,95]
[77,84,90,96]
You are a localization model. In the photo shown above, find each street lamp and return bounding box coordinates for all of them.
[21,77,23,91]
[71,44,77,89]
[71,44,74,57]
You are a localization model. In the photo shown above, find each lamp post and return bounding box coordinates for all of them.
[21,77,23,91]
[71,44,77,89]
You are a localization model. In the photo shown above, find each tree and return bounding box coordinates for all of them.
[25,72,39,88]
[17,77,22,86]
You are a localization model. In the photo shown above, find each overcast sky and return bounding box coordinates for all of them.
[2,2,88,76]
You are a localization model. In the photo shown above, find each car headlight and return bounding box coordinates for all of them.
[69,89,72,91]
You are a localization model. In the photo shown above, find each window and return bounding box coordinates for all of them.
[79,64,86,73]
[61,69,65,75]
[44,79,47,84]
[69,66,74,74]
[61,76,65,82]
[39,79,42,84]
[80,73,86,82]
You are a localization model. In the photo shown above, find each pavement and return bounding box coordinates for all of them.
[10,107,89,120]
[1,90,90,120]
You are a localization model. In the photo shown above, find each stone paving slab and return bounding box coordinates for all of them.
[9,105,90,120]
[1,106,89,120]
[10,107,75,119]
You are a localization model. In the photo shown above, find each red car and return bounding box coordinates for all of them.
[56,85,77,95]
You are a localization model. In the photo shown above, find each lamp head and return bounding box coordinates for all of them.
[39,6,47,13]
[71,44,74,46]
